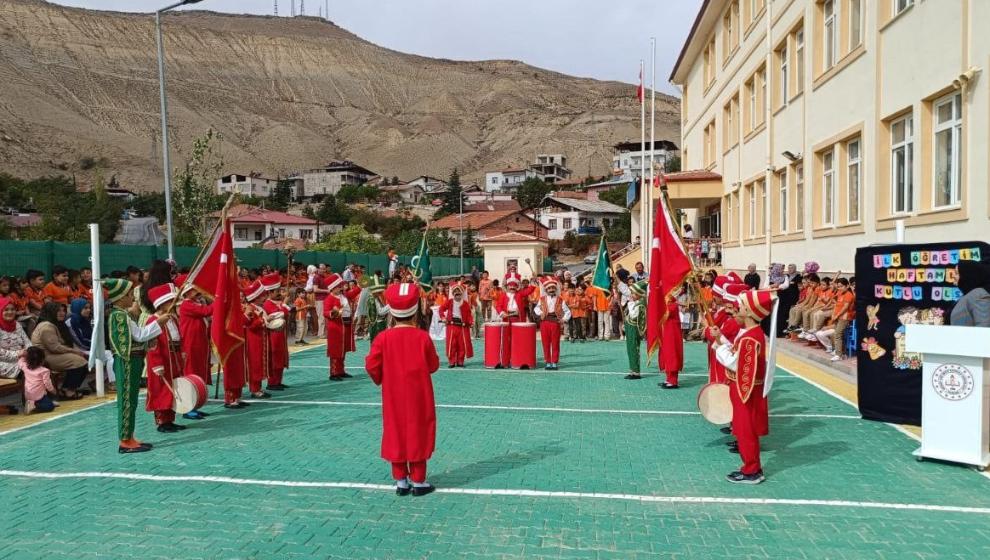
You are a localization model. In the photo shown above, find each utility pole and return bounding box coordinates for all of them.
[273,0,278,16]
[300,0,305,16]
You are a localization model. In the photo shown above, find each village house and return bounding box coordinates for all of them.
[430,209,548,254]
[531,193,626,240]
[484,167,544,193]
[300,160,377,200]
[216,173,277,197]
[531,154,573,184]
[205,204,325,249]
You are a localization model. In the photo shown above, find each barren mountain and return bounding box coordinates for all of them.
[0,0,680,190]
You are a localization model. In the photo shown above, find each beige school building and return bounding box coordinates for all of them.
[666,0,989,274]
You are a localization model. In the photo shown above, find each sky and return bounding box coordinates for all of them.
[49,0,700,95]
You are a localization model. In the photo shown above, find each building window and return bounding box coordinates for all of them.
[254,230,263,241]
[822,150,836,225]
[703,39,717,89]
[795,28,805,94]
[779,170,788,232]
[562,218,572,229]
[746,77,756,131]
[726,194,734,241]
[847,138,861,222]
[722,2,740,65]
[704,120,717,166]
[723,95,739,149]
[849,0,862,50]
[759,179,766,235]
[795,164,805,230]
[277,228,286,238]
[777,41,789,108]
[300,229,313,240]
[891,114,914,214]
[747,183,756,237]
[823,0,837,71]
[491,177,498,185]
[933,92,962,208]
[234,227,248,241]
[548,218,557,230]
[894,0,913,16]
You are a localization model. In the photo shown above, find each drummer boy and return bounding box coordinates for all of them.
[145,284,186,433]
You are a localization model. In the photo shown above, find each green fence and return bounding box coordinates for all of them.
[0,240,483,279]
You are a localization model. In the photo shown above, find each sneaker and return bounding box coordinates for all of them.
[823,345,834,354]
[412,484,436,497]
[719,426,732,435]
[624,373,642,380]
[830,354,842,362]
[251,391,272,399]
[726,471,765,484]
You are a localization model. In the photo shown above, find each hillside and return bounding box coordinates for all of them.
[0,0,680,189]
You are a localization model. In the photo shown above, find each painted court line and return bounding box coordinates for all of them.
[291,365,795,379]
[209,398,860,419]
[0,400,113,438]
[2,469,988,516]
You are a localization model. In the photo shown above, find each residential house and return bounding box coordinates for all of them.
[612,140,679,178]
[531,195,626,240]
[477,232,549,281]
[380,182,426,204]
[206,204,323,249]
[484,167,543,193]
[405,175,449,194]
[216,173,277,197]
[0,213,41,240]
[430,210,548,254]
[301,160,377,200]
[668,0,989,273]
[464,199,522,213]
[532,154,573,184]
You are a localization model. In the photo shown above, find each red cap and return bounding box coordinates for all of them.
[243,280,266,302]
[325,273,343,291]
[148,283,177,309]
[261,272,282,291]
[540,276,560,292]
[738,289,777,321]
[723,283,748,307]
[726,271,744,284]
[504,272,521,288]
[385,282,420,318]
[449,282,465,296]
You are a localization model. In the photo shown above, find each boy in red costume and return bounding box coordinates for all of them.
[365,282,441,496]
[145,284,186,433]
[658,288,685,389]
[324,273,363,381]
[714,288,777,484]
[243,280,272,399]
[261,273,291,391]
[492,272,534,361]
[438,282,473,367]
[175,274,213,420]
[532,276,570,370]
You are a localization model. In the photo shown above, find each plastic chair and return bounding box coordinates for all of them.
[845,322,858,358]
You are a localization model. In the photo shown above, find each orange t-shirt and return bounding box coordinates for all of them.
[9,293,28,315]
[294,296,309,320]
[41,282,73,305]
[25,287,45,313]
[567,294,588,318]
[434,293,447,308]
[832,290,855,321]
[588,287,610,312]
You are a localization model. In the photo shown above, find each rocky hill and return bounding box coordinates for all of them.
[0,0,680,189]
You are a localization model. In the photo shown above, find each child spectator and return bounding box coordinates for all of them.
[566,287,588,342]
[292,288,310,345]
[24,269,46,318]
[813,278,855,360]
[20,346,57,414]
[42,266,73,306]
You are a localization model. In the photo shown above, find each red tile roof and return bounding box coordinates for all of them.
[501,167,529,174]
[430,210,520,230]
[211,204,318,225]
[464,200,521,213]
[477,232,548,244]
[662,170,722,183]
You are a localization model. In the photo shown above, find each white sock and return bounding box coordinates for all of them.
[396,478,410,489]
[412,480,430,488]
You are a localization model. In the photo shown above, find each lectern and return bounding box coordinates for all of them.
[905,324,990,470]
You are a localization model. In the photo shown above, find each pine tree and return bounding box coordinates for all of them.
[462,227,480,257]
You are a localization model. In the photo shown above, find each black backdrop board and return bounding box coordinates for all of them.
[854,241,989,426]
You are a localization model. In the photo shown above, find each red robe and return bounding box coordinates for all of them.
[365,325,440,462]
[536,295,566,365]
[145,315,183,421]
[263,299,290,384]
[728,325,770,475]
[660,299,684,384]
[179,299,214,384]
[324,286,362,376]
[244,303,269,392]
[439,297,474,365]
[492,286,534,362]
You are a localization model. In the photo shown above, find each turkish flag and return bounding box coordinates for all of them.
[646,190,693,354]
[185,220,245,366]
[636,66,644,103]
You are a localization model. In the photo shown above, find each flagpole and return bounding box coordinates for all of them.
[648,37,656,268]
[89,223,105,398]
[639,58,646,264]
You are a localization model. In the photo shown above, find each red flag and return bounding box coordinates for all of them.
[185,219,245,366]
[636,66,644,103]
[646,190,693,354]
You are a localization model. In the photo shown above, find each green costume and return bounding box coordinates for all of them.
[105,280,161,441]
[367,276,389,342]
[625,281,648,374]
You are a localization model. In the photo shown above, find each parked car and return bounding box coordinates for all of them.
[583,254,597,265]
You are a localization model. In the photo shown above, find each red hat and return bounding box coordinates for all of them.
[540,276,561,292]
[147,283,177,309]
[712,275,739,300]
[385,282,420,318]
[325,273,343,291]
[504,272,521,288]
[723,283,748,307]
[261,272,282,291]
[173,273,194,295]
[243,280,266,302]
[726,271,744,284]
[449,282,465,296]
[738,289,777,321]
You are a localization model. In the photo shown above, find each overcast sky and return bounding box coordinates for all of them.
[50,0,698,95]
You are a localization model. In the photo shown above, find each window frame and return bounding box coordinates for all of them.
[849,0,863,50]
[846,138,861,223]
[823,0,838,71]
[795,163,805,231]
[778,41,789,108]
[795,27,805,94]
[779,170,789,233]
[548,218,558,230]
[747,183,756,238]
[894,0,913,17]
[890,114,915,215]
[821,149,836,226]
[562,217,572,230]
[932,92,962,209]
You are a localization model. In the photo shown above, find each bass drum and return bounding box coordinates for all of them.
[173,375,208,414]
[697,382,732,425]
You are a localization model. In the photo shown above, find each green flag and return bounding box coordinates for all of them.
[411,231,433,291]
[590,235,612,291]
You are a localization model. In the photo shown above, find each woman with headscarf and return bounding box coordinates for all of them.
[31,302,90,399]
[0,296,32,380]
[67,298,93,351]
[950,261,990,327]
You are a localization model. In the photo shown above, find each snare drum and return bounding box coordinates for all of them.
[172,375,208,414]
[697,382,732,425]
[510,322,537,370]
[484,323,510,368]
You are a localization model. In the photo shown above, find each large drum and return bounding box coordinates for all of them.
[484,323,511,368]
[173,375,208,414]
[510,322,537,370]
[697,382,732,425]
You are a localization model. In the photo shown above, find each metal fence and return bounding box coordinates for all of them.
[0,240,483,279]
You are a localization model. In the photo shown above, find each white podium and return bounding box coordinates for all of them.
[905,324,990,470]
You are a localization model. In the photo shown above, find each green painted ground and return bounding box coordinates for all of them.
[1,338,989,559]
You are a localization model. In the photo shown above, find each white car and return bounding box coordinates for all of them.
[583,254,597,265]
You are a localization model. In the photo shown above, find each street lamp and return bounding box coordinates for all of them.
[459,191,464,275]
[156,0,204,261]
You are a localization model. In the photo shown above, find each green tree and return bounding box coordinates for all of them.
[27,175,124,243]
[605,213,631,243]
[301,203,316,220]
[172,129,225,246]
[0,173,31,210]
[665,155,682,173]
[598,184,629,208]
[131,192,167,221]
[516,177,551,209]
[315,194,350,225]
[268,179,295,211]
[461,227,480,258]
[0,215,11,240]
[312,224,385,253]
[336,184,363,203]
[436,168,463,217]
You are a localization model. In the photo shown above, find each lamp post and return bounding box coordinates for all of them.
[459,192,463,276]
[156,0,204,261]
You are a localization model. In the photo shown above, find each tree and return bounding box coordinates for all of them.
[131,192,167,221]
[268,179,295,211]
[315,194,350,225]
[390,176,400,185]
[171,129,225,246]
[516,177,551,209]
[26,175,125,243]
[461,227,480,258]
[598,184,628,208]
[336,184,363,203]
[605,212,631,243]
[436,168,463,217]
[665,155,682,173]
[301,204,316,220]
[311,224,385,253]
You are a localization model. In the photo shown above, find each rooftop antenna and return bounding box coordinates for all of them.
[300,0,305,15]
[273,0,277,16]
[290,0,295,16]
